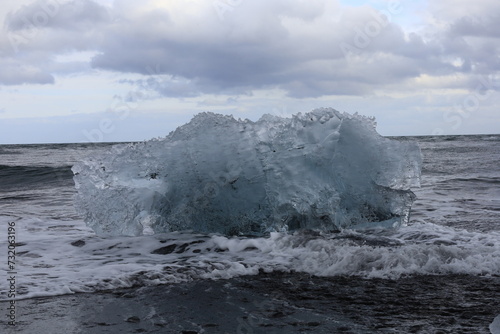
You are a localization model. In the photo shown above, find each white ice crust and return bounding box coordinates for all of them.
[72,108,422,236]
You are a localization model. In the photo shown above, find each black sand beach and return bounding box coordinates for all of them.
[3,271,499,333]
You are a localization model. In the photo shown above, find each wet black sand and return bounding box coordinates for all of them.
[2,271,499,333]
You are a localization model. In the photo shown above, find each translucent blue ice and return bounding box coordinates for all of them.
[72,108,422,236]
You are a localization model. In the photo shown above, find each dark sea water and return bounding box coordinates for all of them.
[1,135,500,333]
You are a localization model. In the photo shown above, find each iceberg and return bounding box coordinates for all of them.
[72,108,422,236]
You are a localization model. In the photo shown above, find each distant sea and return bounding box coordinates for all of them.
[1,135,499,333]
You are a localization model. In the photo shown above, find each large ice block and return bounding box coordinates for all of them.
[72,108,422,236]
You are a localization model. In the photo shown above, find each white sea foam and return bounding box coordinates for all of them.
[1,214,499,301]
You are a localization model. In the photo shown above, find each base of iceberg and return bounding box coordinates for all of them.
[72,108,422,236]
[491,315,500,334]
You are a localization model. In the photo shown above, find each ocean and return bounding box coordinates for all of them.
[1,135,499,333]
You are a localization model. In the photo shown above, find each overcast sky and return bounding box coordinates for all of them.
[0,0,499,144]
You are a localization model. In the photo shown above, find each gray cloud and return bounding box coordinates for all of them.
[5,0,110,32]
[87,1,477,98]
[0,0,499,98]
[450,14,500,38]
[445,13,500,74]
[0,0,109,85]
[2,0,109,55]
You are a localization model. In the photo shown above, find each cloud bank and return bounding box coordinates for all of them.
[2,0,498,93]
[0,0,499,142]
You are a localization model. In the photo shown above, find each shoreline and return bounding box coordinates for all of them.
[2,272,500,333]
